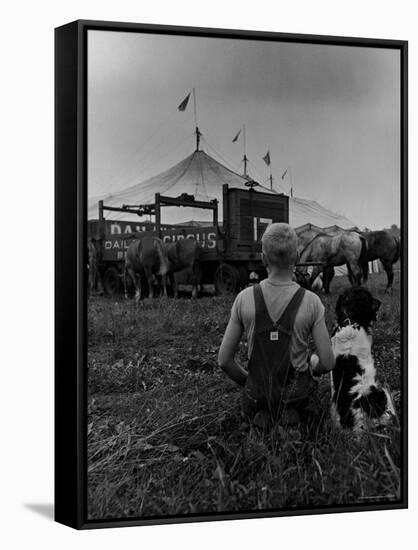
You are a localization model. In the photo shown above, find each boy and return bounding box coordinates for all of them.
[218,223,334,428]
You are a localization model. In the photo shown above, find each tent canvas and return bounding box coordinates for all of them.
[88,150,261,224]
[88,148,376,277]
[88,149,358,232]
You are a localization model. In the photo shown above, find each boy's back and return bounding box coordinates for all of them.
[231,279,325,372]
[218,222,334,426]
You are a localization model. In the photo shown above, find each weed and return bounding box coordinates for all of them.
[87,273,402,519]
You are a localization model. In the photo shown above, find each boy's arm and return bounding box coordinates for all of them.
[218,317,248,387]
[311,317,335,375]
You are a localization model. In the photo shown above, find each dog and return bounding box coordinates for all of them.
[329,287,395,432]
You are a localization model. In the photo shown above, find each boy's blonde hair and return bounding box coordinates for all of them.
[261,223,297,268]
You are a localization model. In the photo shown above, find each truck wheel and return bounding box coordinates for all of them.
[214,264,240,295]
[102,266,122,297]
[237,266,249,289]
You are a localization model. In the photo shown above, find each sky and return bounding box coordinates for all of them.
[88,30,401,229]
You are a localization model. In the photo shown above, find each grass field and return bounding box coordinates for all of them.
[87,272,402,520]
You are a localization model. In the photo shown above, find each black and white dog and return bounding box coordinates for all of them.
[325,288,394,431]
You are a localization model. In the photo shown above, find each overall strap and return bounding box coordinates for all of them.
[276,287,306,333]
[253,284,272,327]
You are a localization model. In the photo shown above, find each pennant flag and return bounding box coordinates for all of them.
[262,151,271,167]
[281,168,288,180]
[177,93,191,112]
[232,129,241,143]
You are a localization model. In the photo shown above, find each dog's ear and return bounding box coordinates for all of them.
[372,298,381,313]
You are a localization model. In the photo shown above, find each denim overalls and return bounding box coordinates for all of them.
[242,284,315,420]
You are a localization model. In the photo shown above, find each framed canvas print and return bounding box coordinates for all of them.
[55,19,408,529]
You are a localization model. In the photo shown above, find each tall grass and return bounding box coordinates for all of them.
[87,273,402,519]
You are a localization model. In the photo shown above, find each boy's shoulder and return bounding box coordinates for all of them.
[301,288,326,324]
[234,283,325,307]
[230,286,256,325]
[234,285,255,306]
[303,287,324,303]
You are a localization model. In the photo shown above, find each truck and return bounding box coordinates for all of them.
[87,183,290,296]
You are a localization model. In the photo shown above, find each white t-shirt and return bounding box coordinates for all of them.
[230,279,325,371]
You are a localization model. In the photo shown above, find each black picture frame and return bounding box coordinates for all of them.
[55,19,408,530]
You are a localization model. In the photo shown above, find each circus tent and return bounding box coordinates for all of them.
[88,150,253,224]
[88,148,357,230]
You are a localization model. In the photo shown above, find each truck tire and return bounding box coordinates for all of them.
[102,266,122,297]
[237,265,249,289]
[214,264,240,296]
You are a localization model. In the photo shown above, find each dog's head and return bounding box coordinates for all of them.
[335,287,381,330]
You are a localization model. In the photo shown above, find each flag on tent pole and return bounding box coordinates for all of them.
[281,168,288,180]
[178,93,191,112]
[262,151,271,166]
[232,129,241,143]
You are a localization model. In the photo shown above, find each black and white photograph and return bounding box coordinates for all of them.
[83,24,406,523]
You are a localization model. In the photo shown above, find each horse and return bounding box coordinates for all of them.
[87,238,103,295]
[295,225,338,291]
[295,224,323,256]
[164,238,202,299]
[360,230,400,292]
[124,236,169,301]
[297,231,367,293]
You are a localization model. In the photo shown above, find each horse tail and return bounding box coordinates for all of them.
[392,236,401,264]
[155,237,169,276]
[359,235,369,281]
[133,238,142,264]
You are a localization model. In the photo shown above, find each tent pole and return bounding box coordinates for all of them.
[193,88,201,151]
[155,193,161,239]
[193,88,198,127]
[290,166,293,197]
[243,125,247,176]
[195,127,201,151]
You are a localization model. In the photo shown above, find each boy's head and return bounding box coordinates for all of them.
[261,223,297,269]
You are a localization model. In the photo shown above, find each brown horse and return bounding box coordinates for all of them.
[124,236,169,301]
[360,230,400,292]
[298,231,367,293]
[87,238,103,295]
[164,238,202,298]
